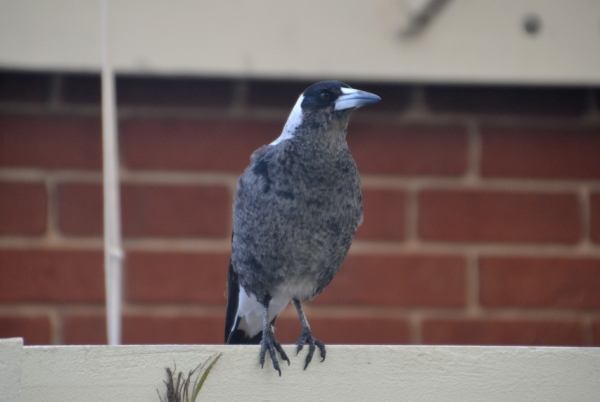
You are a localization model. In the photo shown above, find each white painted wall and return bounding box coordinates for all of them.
[8,344,600,401]
[0,0,599,84]
[0,338,23,402]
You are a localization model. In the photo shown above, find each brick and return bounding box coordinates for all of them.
[58,183,230,238]
[0,182,47,235]
[61,73,101,104]
[58,183,102,236]
[63,315,106,345]
[121,118,280,172]
[0,250,104,303]
[347,124,468,176]
[355,190,405,240]
[275,316,410,345]
[0,71,51,103]
[315,255,466,307]
[123,315,224,344]
[422,319,585,346]
[126,252,229,304]
[65,314,226,345]
[480,257,600,308]
[0,316,51,345]
[591,193,600,244]
[418,190,580,243]
[116,76,235,108]
[0,114,102,169]
[426,85,588,116]
[482,127,600,179]
[122,184,230,238]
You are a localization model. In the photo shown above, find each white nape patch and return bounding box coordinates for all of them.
[269,94,304,146]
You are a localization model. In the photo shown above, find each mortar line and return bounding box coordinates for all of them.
[582,315,594,346]
[3,303,599,321]
[2,94,600,128]
[48,308,62,345]
[465,252,481,316]
[48,74,64,109]
[409,311,423,344]
[579,185,592,246]
[4,168,600,191]
[349,241,600,256]
[307,306,600,321]
[465,120,481,180]
[361,176,600,192]
[585,88,599,121]
[405,187,419,242]
[402,86,428,118]
[2,236,600,256]
[44,176,62,242]
[121,305,226,316]
[230,78,249,116]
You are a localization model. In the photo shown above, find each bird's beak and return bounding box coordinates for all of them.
[334,87,381,111]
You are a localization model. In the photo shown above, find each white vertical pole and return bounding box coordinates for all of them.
[100,0,123,345]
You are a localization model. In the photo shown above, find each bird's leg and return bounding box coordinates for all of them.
[293,298,326,370]
[259,295,289,376]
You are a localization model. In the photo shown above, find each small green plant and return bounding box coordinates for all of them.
[158,353,222,402]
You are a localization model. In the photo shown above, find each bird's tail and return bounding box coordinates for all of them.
[224,260,263,344]
[224,260,239,343]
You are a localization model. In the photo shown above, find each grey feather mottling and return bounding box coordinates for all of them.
[232,106,363,303]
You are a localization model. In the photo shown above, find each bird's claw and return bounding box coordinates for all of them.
[295,329,326,370]
[260,328,289,376]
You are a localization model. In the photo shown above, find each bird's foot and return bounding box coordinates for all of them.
[259,327,290,376]
[295,329,326,370]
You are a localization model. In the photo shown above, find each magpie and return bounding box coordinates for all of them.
[224,80,381,376]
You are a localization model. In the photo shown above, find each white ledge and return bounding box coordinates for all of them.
[2,339,600,401]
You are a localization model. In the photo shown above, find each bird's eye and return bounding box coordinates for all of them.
[320,92,331,101]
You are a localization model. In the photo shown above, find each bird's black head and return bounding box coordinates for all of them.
[300,81,380,112]
[300,81,349,111]
[269,80,380,147]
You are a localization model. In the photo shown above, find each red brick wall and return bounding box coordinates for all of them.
[1,71,599,346]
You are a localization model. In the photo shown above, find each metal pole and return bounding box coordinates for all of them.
[100,0,123,345]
